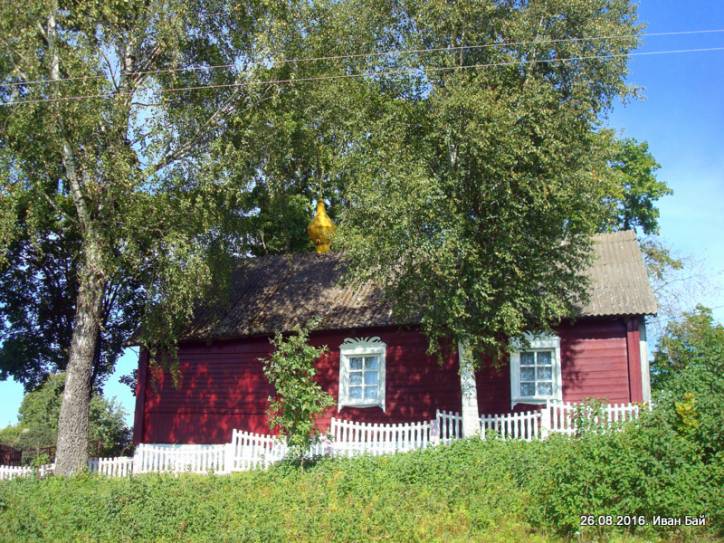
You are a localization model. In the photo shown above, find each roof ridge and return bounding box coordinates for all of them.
[592,230,637,241]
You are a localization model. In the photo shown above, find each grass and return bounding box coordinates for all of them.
[0,434,719,543]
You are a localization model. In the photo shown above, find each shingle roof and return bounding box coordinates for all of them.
[184,230,656,341]
[184,253,395,341]
[581,230,658,317]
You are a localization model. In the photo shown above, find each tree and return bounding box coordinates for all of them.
[203,0,405,256]
[0,0,405,474]
[651,305,724,391]
[600,134,672,235]
[0,223,143,391]
[0,0,663,474]
[0,0,410,474]
[262,323,333,464]
[0,0,300,474]
[337,0,641,357]
[650,306,723,461]
[0,373,130,462]
[594,133,680,310]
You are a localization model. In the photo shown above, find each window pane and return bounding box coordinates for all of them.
[520,382,535,397]
[537,351,552,365]
[349,386,362,399]
[350,372,363,385]
[364,371,378,385]
[364,387,378,400]
[520,352,535,365]
[536,366,552,380]
[365,356,379,370]
[537,382,553,396]
[520,367,535,381]
[349,357,363,370]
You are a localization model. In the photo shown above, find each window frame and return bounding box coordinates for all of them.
[509,333,562,408]
[338,337,386,411]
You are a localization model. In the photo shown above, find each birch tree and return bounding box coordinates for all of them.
[0,0,403,475]
[0,0,292,474]
[336,0,642,357]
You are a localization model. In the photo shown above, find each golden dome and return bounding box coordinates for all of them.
[307,200,336,254]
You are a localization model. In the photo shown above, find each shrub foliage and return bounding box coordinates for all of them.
[262,323,333,462]
[0,413,720,542]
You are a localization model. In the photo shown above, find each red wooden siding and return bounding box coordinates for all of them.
[138,337,274,444]
[136,327,461,444]
[558,319,632,404]
[314,329,461,429]
[134,318,644,444]
[472,319,637,413]
[474,360,510,413]
[131,349,149,445]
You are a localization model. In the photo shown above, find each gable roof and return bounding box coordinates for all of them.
[184,230,657,342]
[580,230,658,318]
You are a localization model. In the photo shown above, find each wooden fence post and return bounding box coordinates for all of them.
[224,442,234,474]
[430,418,440,446]
[540,403,551,439]
[132,444,143,475]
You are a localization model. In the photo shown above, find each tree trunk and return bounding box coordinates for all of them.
[457,341,480,438]
[46,0,108,476]
[54,237,106,475]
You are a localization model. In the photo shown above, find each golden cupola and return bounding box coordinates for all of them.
[307,200,336,254]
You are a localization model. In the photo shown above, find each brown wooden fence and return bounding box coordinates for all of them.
[0,444,22,466]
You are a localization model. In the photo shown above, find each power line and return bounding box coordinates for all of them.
[2,45,724,107]
[2,27,724,89]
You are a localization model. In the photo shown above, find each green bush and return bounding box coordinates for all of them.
[526,416,720,538]
[0,423,720,543]
[262,322,334,463]
[651,305,724,462]
[0,444,535,543]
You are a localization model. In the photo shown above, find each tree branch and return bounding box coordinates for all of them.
[99,48,120,92]
[147,86,244,175]
[42,191,78,226]
[46,8,92,230]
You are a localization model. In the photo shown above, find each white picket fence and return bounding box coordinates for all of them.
[548,401,642,436]
[434,400,645,441]
[88,457,134,477]
[0,401,645,480]
[229,430,286,471]
[0,465,33,480]
[329,417,435,456]
[436,410,462,443]
[480,410,544,441]
[0,463,54,480]
[132,444,228,474]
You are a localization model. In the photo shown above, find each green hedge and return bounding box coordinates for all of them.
[0,415,720,543]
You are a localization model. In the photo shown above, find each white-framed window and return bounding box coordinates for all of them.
[338,337,386,411]
[509,333,562,408]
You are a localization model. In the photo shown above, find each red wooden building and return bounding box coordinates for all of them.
[133,230,656,444]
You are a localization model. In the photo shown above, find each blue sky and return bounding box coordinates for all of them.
[607,0,724,326]
[1,1,723,427]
